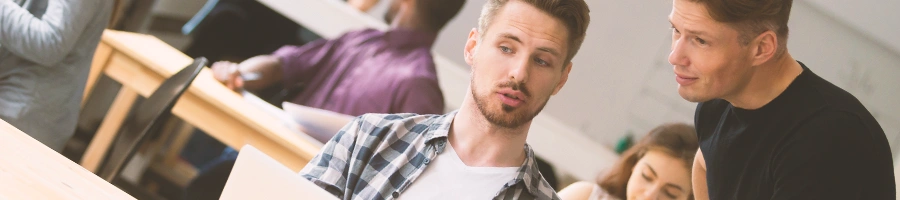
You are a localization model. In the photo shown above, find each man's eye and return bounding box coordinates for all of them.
[500,46,512,53]
[534,57,548,66]
[696,37,707,45]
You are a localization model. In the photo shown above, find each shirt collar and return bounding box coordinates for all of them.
[384,28,437,49]
[421,110,548,196]
[516,144,549,196]
[422,111,454,143]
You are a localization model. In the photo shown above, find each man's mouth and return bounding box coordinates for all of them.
[502,93,521,100]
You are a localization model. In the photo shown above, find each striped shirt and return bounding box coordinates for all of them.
[299,111,559,200]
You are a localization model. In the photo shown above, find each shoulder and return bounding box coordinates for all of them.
[695,99,728,119]
[792,108,871,141]
[796,67,876,122]
[389,59,440,88]
[694,99,728,140]
[355,112,441,129]
[558,181,598,200]
[777,108,885,161]
[341,28,382,38]
[352,113,446,138]
[392,50,438,77]
[336,28,383,44]
[535,176,561,199]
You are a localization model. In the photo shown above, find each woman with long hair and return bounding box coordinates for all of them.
[559,123,699,200]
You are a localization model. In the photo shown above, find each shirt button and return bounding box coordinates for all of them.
[423,158,431,164]
[392,191,399,198]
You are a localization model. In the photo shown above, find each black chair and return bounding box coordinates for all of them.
[98,57,208,182]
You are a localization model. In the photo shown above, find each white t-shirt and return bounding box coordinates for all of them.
[398,144,520,199]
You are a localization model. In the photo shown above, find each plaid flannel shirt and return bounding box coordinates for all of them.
[299,111,559,200]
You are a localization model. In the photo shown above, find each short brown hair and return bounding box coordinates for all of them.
[477,0,591,64]
[690,0,793,57]
[597,123,699,200]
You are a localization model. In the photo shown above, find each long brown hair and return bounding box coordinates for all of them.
[597,123,699,199]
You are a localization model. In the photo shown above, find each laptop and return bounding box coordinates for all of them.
[220,145,338,200]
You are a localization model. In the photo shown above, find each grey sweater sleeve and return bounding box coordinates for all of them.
[0,0,102,66]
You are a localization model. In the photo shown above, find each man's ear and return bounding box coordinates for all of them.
[750,30,778,66]
[552,62,573,95]
[464,28,479,67]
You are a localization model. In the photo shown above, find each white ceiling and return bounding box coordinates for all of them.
[802,0,900,54]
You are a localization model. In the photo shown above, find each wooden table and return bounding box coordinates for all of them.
[80,30,321,176]
[0,119,134,199]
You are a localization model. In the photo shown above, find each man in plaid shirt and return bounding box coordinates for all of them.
[300,0,591,199]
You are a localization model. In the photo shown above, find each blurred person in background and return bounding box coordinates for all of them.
[182,0,401,64]
[559,123,698,200]
[0,0,112,151]
[212,0,465,143]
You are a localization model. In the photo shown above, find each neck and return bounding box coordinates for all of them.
[725,52,803,110]
[390,14,436,37]
[449,92,529,167]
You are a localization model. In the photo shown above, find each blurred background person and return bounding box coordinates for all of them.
[210,0,464,141]
[559,123,698,200]
[0,0,112,151]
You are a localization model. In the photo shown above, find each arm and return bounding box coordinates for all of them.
[692,148,709,200]
[0,0,105,66]
[212,36,340,91]
[211,55,283,91]
[557,181,597,200]
[298,116,365,198]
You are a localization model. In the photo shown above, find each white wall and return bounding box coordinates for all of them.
[804,0,900,55]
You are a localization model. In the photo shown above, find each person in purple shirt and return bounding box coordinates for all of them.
[183,0,466,199]
[210,0,464,142]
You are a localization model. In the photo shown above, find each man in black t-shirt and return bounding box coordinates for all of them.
[667,0,895,199]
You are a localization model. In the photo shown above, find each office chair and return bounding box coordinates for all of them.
[98,57,207,182]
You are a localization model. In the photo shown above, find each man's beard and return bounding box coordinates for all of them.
[471,79,550,129]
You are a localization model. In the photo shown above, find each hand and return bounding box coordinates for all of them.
[211,61,244,91]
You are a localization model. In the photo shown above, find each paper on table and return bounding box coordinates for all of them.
[281,102,354,141]
[240,91,323,146]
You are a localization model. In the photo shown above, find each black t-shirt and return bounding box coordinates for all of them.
[696,62,895,199]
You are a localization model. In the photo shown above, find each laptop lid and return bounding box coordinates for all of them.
[220,145,337,200]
